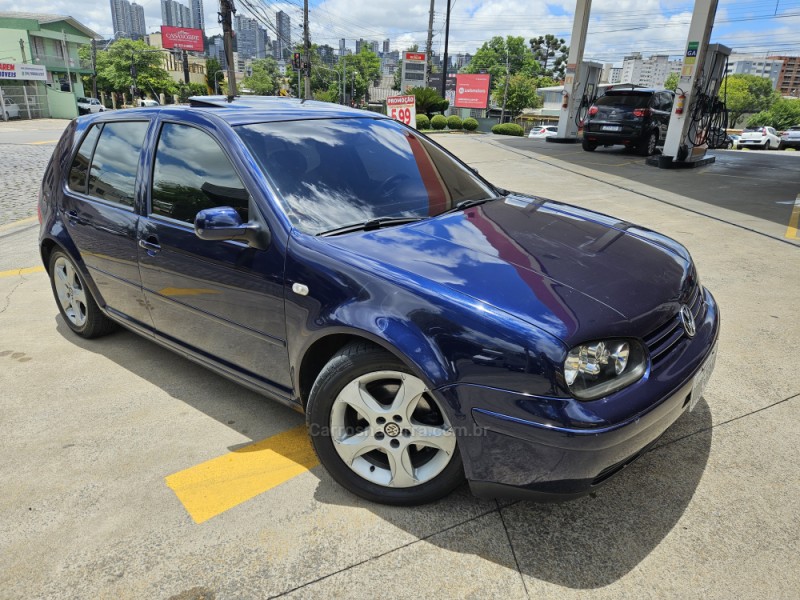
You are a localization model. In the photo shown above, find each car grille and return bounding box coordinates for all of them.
[643,282,705,371]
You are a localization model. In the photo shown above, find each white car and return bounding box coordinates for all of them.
[3,97,20,119]
[138,98,159,107]
[528,125,558,138]
[779,125,800,150]
[737,126,781,150]
[76,97,105,115]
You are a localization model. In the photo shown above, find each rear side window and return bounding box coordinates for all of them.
[150,123,248,224]
[87,121,149,208]
[68,125,102,193]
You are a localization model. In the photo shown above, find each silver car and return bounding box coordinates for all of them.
[779,125,800,150]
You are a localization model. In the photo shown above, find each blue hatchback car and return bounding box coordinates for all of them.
[39,97,719,505]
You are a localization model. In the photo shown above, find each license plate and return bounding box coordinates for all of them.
[689,343,717,411]
[602,125,621,132]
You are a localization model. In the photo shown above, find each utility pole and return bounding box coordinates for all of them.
[440,0,451,100]
[303,0,311,99]
[62,29,73,93]
[19,39,27,63]
[500,49,510,122]
[182,49,190,84]
[219,0,237,101]
[425,0,434,86]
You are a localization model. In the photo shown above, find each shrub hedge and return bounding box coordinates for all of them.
[447,115,463,130]
[491,123,524,136]
[431,115,448,130]
[463,117,479,131]
[416,114,430,130]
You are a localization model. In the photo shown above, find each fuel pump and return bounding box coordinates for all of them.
[657,0,730,168]
[549,60,602,143]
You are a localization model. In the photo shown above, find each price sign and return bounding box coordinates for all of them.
[387,95,417,128]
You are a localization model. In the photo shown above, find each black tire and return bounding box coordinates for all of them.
[306,341,464,505]
[639,131,658,156]
[48,250,116,338]
[581,139,597,152]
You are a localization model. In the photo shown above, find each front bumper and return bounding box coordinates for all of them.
[442,289,720,501]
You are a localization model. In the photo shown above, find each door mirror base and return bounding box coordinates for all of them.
[194,207,269,249]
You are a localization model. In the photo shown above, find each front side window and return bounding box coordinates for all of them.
[236,118,494,235]
[87,121,148,208]
[150,123,248,224]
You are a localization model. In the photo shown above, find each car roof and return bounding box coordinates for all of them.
[604,88,669,95]
[187,95,384,125]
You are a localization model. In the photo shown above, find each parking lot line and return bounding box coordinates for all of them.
[26,140,58,145]
[786,194,800,240]
[165,424,319,524]
[0,266,45,278]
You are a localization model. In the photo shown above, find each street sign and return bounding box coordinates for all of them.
[387,95,416,128]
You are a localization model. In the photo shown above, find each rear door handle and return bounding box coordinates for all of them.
[138,237,161,254]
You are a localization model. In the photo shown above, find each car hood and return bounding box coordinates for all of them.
[325,195,693,344]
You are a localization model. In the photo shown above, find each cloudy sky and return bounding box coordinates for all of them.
[1,0,798,65]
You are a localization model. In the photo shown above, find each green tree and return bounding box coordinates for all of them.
[335,47,381,104]
[530,34,569,79]
[81,39,176,98]
[206,57,223,93]
[464,36,540,82]
[492,73,542,118]
[242,57,281,95]
[411,86,448,118]
[720,74,780,127]
[664,72,679,92]
[745,98,800,130]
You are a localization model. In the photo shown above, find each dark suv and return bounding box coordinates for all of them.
[582,88,674,156]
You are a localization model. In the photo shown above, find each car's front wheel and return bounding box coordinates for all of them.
[48,250,116,338]
[307,342,464,505]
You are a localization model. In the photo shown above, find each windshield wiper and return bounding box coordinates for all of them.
[316,216,425,237]
[439,195,506,215]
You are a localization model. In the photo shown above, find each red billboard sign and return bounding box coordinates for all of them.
[161,26,204,52]
[404,52,426,62]
[454,74,491,109]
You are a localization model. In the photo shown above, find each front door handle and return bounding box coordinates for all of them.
[138,237,161,254]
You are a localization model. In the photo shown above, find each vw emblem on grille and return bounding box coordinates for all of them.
[384,423,401,438]
[680,305,696,338]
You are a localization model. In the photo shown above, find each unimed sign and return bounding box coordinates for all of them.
[161,26,204,52]
[454,74,491,109]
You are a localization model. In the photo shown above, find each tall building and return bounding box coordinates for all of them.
[339,39,346,57]
[383,39,390,54]
[130,3,146,39]
[110,0,146,39]
[620,52,681,87]
[725,53,784,90]
[190,0,205,32]
[768,55,800,96]
[276,11,291,60]
[355,38,368,54]
[161,0,192,28]
[235,15,267,60]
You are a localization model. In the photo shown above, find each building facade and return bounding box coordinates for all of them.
[190,0,205,32]
[110,0,146,39]
[766,55,799,96]
[161,0,192,29]
[620,52,681,88]
[275,11,290,61]
[725,53,784,90]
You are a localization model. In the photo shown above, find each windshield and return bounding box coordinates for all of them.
[236,118,495,235]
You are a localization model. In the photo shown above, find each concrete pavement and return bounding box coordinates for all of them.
[0,129,798,599]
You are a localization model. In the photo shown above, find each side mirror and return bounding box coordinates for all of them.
[194,206,268,249]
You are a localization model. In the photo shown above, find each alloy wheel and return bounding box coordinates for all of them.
[53,256,88,327]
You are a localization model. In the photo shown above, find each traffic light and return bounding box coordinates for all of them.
[292,53,301,70]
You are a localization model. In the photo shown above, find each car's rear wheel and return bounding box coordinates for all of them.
[582,139,597,151]
[639,131,658,156]
[307,342,463,505]
[48,250,116,338]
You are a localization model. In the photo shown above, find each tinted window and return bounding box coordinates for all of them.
[236,118,494,235]
[68,124,102,193]
[87,121,148,207]
[151,123,248,224]
[596,93,651,108]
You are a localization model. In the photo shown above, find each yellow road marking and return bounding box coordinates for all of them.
[0,215,38,232]
[786,194,800,240]
[0,266,45,278]
[165,425,319,524]
[158,287,221,297]
[27,140,58,145]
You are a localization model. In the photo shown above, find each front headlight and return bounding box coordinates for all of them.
[564,339,646,400]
